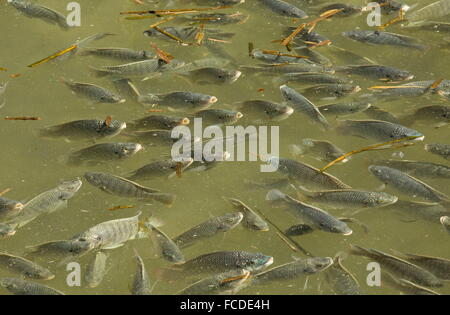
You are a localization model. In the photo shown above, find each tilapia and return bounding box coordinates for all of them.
[342,30,426,50]
[131,250,152,295]
[0,278,64,295]
[62,79,125,104]
[85,251,109,288]
[302,84,361,99]
[425,143,450,160]
[127,158,194,181]
[80,47,154,62]
[0,197,24,222]
[8,0,68,30]
[194,109,243,126]
[391,251,450,280]
[238,100,293,122]
[408,0,450,23]
[375,160,450,179]
[127,115,190,131]
[0,253,54,280]
[68,143,143,165]
[177,67,242,85]
[225,198,269,231]
[335,65,414,82]
[138,91,217,112]
[382,272,440,295]
[325,253,361,295]
[90,59,168,78]
[84,172,175,206]
[318,101,371,117]
[145,223,185,264]
[289,139,346,163]
[258,0,308,18]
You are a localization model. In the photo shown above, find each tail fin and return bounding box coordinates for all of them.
[150,193,176,207]
[88,65,111,78]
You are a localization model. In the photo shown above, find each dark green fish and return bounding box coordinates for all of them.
[400,105,450,126]
[68,143,143,165]
[350,245,443,287]
[383,200,450,223]
[184,12,249,25]
[280,84,330,129]
[285,224,314,236]
[0,278,64,295]
[383,272,439,295]
[337,120,424,142]
[0,253,54,280]
[258,0,308,18]
[342,30,426,50]
[8,0,68,30]
[369,165,450,203]
[62,79,125,104]
[251,257,333,285]
[226,198,269,231]
[127,158,194,181]
[268,157,352,190]
[84,172,175,206]
[26,239,96,259]
[425,143,450,160]
[146,223,185,264]
[80,47,154,62]
[325,253,360,295]
[319,3,361,16]
[173,212,243,248]
[39,119,127,141]
[277,73,350,86]
[177,269,250,295]
[289,138,346,163]
[132,249,152,295]
[266,189,353,235]
[335,65,414,82]
[391,251,450,280]
[127,115,190,131]
[375,160,450,179]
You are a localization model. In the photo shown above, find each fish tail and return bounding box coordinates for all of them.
[88,66,110,78]
[152,193,176,207]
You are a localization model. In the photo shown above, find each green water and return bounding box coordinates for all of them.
[0,0,449,295]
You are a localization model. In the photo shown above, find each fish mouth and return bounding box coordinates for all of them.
[235,112,244,119]
[134,143,144,153]
[120,122,127,130]
[230,71,242,83]
[440,216,449,225]
[208,96,218,104]
[180,117,190,125]
[117,98,126,104]
[342,229,353,236]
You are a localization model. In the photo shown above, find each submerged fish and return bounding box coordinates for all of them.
[194,109,243,126]
[337,119,424,142]
[6,179,82,229]
[375,160,450,179]
[173,212,243,248]
[183,12,249,25]
[0,253,54,280]
[138,91,217,112]
[302,84,361,99]
[84,172,175,206]
[177,67,242,85]
[318,102,371,117]
[391,251,450,280]
[80,47,154,62]
[0,278,64,295]
[238,100,293,122]
[132,250,152,295]
[39,119,127,141]
[62,79,125,104]
[335,65,414,82]
[0,197,24,222]
[127,115,190,131]
[363,106,400,124]
[128,159,194,181]
[90,59,168,78]
[8,0,68,30]
[85,251,109,288]
[349,245,443,287]
[382,272,440,295]
[266,189,353,235]
[289,139,346,163]
[277,73,349,86]
[226,198,269,231]
[145,223,185,264]
[280,85,329,129]
[400,105,450,126]
[68,143,143,165]
[408,0,450,23]
[258,0,308,18]
[241,63,334,75]
[425,143,450,160]
[368,165,450,203]
[325,253,360,295]
[383,200,450,224]
[0,224,16,239]
[441,216,450,234]
[125,129,193,147]
[342,30,426,50]
[26,239,96,259]
[251,257,333,285]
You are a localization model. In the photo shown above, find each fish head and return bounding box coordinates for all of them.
[116,143,143,158]
[84,172,103,187]
[244,254,274,272]
[371,192,398,207]
[270,104,294,121]
[319,219,353,235]
[217,212,244,231]
[304,257,334,274]
[101,120,127,137]
[279,84,296,102]
[220,69,242,84]
[0,224,16,238]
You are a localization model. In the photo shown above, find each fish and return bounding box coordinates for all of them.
[349,245,443,287]
[225,198,269,231]
[238,100,293,122]
[138,91,217,112]
[289,138,346,163]
[84,172,175,206]
[127,115,190,131]
[251,257,333,285]
[391,251,450,280]
[182,12,249,25]
[441,216,450,234]
[241,63,334,75]
[296,186,398,210]
[80,47,155,62]
[0,197,24,222]
[90,59,168,78]
[38,119,127,141]
[85,251,109,288]
[124,129,194,147]
[62,79,125,104]
[382,272,440,295]
[318,3,361,16]
[112,78,140,103]
[194,109,243,126]
[5,179,82,229]
[342,30,426,50]
[0,278,64,295]
[143,26,235,43]
[267,157,352,190]
[0,253,54,280]
[383,200,450,224]
[408,0,450,23]
[336,120,424,142]
[71,213,143,250]
[284,224,314,236]
[250,49,311,64]
[266,189,353,235]
[26,239,96,259]
[283,27,329,47]
[280,85,330,129]
[325,253,361,295]
[0,224,15,239]
[400,105,450,127]
[0,82,8,109]
[127,159,194,181]
[177,269,250,295]
[8,0,68,30]
[318,102,372,117]
[425,143,450,160]
[194,0,245,5]
[131,250,152,295]
[363,106,400,124]
[67,143,143,166]
[368,165,450,203]
[336,64,414,82]
[258,0,308,18]
[302,84,361,99]
[177,67,242,85]
[276,73,350,86]
[374,160,450,179]
[145,223,185,264]
[173,212,243,248]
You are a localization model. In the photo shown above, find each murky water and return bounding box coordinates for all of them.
[0,0,449,295]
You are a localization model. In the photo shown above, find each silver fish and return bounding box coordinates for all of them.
[0,253,54,280]
[0,278,64,295]
[85,251,109,288]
